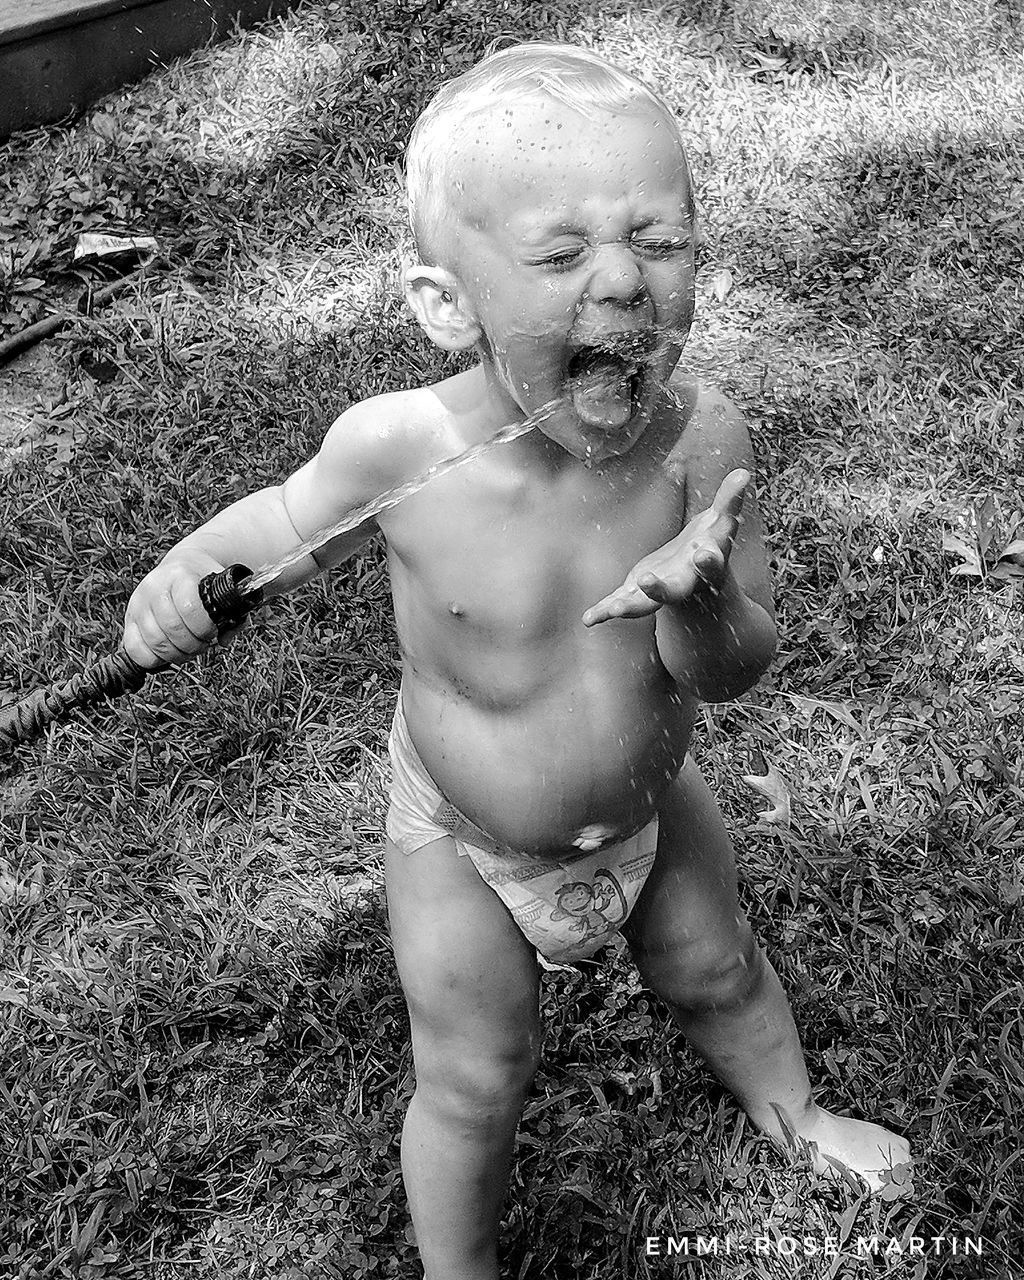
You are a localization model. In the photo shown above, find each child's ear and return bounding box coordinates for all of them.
[403,263,482,352]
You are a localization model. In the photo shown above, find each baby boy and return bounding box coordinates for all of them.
[125,43,910,1280]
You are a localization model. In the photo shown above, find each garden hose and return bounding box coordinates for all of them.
[0,564,263,750]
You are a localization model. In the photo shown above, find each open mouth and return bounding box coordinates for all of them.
[566,332,658,431]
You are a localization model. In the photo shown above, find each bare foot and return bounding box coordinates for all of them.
[772,1104,913,1194]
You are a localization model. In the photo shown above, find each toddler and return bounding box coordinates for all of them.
[125,43,911,1280]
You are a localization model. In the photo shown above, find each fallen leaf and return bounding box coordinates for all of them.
[878,1161,915,1201]
[711,268,733,302]
[942,531,980,573]
[91,112,116,139]
[741,766,791,826]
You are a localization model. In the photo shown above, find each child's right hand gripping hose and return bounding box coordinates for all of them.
[0,561,263,750]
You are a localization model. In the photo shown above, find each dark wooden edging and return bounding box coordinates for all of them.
[0,0,300,140]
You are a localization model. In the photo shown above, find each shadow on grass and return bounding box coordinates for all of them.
[691,126,1024,697]
[778,133,1022,348]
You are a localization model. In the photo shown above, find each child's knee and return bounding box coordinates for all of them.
[638,920,763,1015]
[414,1036,540,1125]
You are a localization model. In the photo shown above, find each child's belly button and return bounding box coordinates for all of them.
[571,823,626,852]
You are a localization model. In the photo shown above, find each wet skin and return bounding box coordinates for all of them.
[384,371,700,853]
[370,101,758,852]
[431,99,696,466]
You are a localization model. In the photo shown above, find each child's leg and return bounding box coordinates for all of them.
[385,836,540,1280]
[623,758,910,1191]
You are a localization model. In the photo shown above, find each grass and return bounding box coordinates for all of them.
[1,0,1023,1276]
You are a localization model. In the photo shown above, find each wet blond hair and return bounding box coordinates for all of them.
[405,41,692,266]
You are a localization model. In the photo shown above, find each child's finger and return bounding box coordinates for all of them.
[693,544,726,585]
[135,588,216,664]
[637,572,668,603]
[582,586,659,626]
[637,571,686,604]
[122,622,169,672]
[712,468,750,520]
[127,615,192,667]
[582,596,624,626]
[169,580,218,644]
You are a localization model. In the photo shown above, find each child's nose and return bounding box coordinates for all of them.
[588,243,646,306]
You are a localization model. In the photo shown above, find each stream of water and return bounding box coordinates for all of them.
[242,329,687,596]
[243,398,561,593]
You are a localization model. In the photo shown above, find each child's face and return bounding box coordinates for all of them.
[450,97,696,463]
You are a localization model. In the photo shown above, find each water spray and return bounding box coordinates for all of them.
[0,326,686,752]
[0,407,552,750]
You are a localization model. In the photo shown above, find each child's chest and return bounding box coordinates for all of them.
[383,454,685,634]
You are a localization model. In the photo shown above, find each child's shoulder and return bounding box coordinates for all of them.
[663,372,757,511]
[667,371,750,450]
[666,371,754,469]
[314,379,459,488]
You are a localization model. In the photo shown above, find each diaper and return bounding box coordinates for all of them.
[386,699,659,964]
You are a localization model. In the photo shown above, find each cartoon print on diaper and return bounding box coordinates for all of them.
[548,869,629,943]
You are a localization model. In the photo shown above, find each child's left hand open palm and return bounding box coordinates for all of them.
[582,469,749,627]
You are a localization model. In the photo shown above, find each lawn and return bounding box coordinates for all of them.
[1,0,1022,1276]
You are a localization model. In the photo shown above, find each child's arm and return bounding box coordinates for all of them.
[582,396,777,702]
[123,396,418,669]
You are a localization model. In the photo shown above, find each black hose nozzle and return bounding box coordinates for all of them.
[199,562,263,633]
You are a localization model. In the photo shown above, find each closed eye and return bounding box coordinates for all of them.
[632,234,690,256]
[538,247,587,270]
